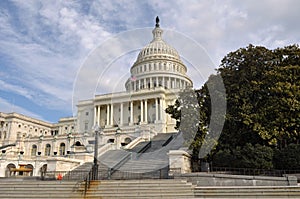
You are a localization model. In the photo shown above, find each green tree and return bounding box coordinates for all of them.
[273,144,300,170]
[166,44,300,170]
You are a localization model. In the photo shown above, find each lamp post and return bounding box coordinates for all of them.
[92,123,101,180]
[115,127,122,149]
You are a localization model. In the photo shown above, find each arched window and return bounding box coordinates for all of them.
[40,164,47,177]
[31,145,37,156]
[45,144,51,156]
[124,137,132,144]
[26,164,34,176]
[59,143,66,156]
[75,141,82,146]
[6,163,16,177]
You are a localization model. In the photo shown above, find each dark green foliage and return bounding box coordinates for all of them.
[273,144,300,170]
[213,144,273,169]
[166,44,300,170]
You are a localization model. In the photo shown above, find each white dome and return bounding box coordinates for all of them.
[125,17,193,92]
[134,28,182,65]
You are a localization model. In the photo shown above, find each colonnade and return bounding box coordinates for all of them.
[127,76,190,91]
[93,98,165,127]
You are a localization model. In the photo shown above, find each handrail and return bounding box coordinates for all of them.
[109,152,132,177]
[83,166,94,196]
[210,167,295,177]
[124,137,144,149]
[0,143,16,150]
[162,134,174,146]
[136,141,152,158]
[98,143,114,156]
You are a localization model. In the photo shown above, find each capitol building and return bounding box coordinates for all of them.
[0,17,193,177]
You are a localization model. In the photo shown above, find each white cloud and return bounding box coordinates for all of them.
[0,97,44,121]
[1,0,300,121]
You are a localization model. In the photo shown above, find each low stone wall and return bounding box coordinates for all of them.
[174,172,298,186]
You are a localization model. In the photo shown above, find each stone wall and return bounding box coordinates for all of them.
[175,172,298,186]
[168,150,191,175]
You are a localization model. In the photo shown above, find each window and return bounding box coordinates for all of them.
[31,145,37,156]
[45,144,51,156]
[65,126,68,130]
[84,123,88,131]
[85,112,89,116]
[59,143,66,156]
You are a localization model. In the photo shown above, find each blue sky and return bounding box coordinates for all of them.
[0,0,300,123]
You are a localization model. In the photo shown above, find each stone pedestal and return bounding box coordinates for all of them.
[168,150,191,176]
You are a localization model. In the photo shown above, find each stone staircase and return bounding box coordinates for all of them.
[63,162,93,180]
[194,186,300,198]
[113,132,184,175]
[83,179,195,199]
[95,133,184,180]
[0,179,83,198]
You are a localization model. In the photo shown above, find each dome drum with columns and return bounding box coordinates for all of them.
[125,18,192,92]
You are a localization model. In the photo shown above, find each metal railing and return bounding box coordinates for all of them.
[137,141,152,158]
[106,166,170,180]
[211,167,300,177]
[83,166,94,196]
[109,152,132,178]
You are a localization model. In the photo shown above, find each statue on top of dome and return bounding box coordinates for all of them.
[155,16,160,27]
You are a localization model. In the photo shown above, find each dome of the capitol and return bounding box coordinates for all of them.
[125,17,193,92]
[134,27,182,65]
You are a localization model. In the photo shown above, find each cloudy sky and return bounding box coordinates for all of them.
[0,0,299,123]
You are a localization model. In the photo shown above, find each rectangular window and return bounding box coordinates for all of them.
[84,123,88,131]
[86,112,89,116]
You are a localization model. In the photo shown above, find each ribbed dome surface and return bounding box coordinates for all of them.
[134,25,182,65]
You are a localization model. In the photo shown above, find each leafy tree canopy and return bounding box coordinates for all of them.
[166,44,300,167]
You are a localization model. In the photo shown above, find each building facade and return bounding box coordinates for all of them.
[0,18,193,177]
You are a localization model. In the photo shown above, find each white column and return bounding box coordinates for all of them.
[110,104,114,126]
[120,103,123,126]
[94,106,97,126]
[156,77,159,87]
[144,78,146,89]
[140,100,144,123]
[162,77,165,88]
[134,81,136,91]
[138,79,141,90]
[130,101,133,125]
[150,78,152,88]
[97,106,100,126]
[161,98,165,122]
[106,104,110,126]
[174,78,177,88]
[144,100,148,123]
[169,77,171,88]
[155,98,159,122]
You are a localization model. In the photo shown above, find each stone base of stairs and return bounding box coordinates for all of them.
[83,179,195,199]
